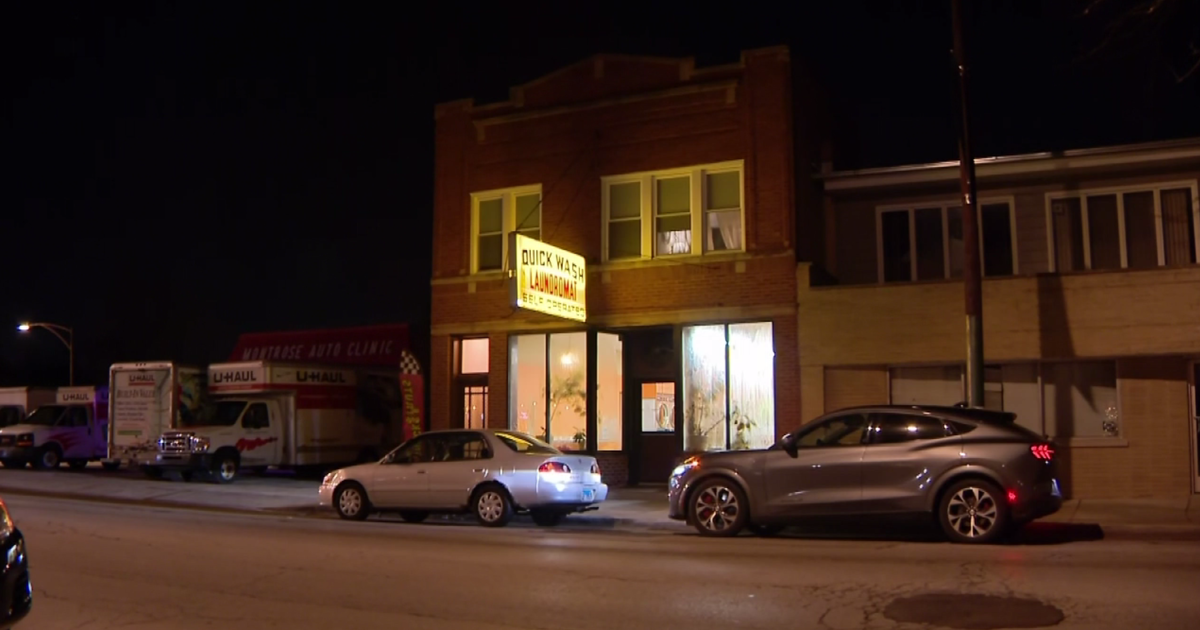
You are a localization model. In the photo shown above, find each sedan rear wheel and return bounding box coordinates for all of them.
[689,478,749,537]
[334,482,370,521]
[938,478,1010,544]
[473,485,514,528]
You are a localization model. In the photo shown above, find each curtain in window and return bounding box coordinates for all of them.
[1161,189,1196,265]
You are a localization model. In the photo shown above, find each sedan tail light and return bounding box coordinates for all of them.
[1030,444,1055,460]
[590,462,601,475]
[538,462,571,474]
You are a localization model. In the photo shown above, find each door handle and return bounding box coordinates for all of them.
[473,468,486,473]
[417,470,427,474]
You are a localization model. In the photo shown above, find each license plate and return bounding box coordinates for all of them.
[1051,479,1062,497]
[582,488,595,502]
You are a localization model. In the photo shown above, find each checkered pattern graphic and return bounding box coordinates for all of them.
[399,350,422,375]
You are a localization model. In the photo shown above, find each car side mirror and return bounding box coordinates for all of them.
[781,434,799,458]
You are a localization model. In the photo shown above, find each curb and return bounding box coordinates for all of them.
[0,486,317,519]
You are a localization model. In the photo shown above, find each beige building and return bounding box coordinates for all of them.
[802,137,1200,499]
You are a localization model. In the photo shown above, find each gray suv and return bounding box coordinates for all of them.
[667,405,1063,544]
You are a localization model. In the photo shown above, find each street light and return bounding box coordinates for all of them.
[17,322,75,386]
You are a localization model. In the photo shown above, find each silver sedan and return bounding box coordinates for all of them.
[319,429,608,527]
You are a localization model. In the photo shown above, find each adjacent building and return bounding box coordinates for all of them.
[805,138,1200,499]
[429,46,818,485]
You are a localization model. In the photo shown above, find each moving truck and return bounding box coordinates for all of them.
[0,387,56,428]
[150,361,405,482]
[0,387,109,470]
[105,362,208,471]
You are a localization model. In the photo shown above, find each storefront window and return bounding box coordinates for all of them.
[549,333,588,451]
[509,332,593,452]
[728,322,775,450]
[509,335,546,440]
[683,322,775,451]
[596,333,623,450]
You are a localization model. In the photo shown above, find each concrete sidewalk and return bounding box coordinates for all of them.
[1,464,1198,536]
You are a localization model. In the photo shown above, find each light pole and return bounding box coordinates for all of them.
[17,322,75,386]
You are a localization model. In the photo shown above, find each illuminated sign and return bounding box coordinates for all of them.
[510,234,586,322]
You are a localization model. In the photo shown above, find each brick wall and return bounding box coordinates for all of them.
[797,264,1200,367]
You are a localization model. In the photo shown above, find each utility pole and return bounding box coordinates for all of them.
[952,0,985,407]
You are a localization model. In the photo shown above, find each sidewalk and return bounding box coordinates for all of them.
[1,464,1198,536]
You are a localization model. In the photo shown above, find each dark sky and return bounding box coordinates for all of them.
[4,1,1198,387]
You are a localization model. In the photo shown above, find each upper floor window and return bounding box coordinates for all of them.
[470,185,542,273]
[877,199,1015,283]
[1047,183,1199,273]
[602,161,744,262]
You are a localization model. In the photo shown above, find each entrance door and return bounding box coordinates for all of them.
[453,375,488,430]
[1192,362,1199,493]
[637,381,679,484]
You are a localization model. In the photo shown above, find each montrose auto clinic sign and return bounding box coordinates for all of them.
[510,234,586,322]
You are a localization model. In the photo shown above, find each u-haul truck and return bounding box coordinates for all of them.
[105,362,209,471]
[0,386,109,470]
[150,361,404,482]
[0,387,56,428]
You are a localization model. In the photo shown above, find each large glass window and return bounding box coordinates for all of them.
[549,333,588,451]
[682,322,775,452]
[509,334,547,441]
[596,332,623,451]
[508,332,595,452]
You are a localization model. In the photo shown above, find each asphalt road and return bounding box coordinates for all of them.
[7,494,1200,630]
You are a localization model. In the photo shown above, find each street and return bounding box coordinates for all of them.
[6,494,1200,630]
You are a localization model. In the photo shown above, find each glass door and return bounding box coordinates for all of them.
[637,381,678,484]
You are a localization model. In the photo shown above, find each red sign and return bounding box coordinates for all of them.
[229,324,411,367]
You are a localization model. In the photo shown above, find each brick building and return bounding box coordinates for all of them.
[429,46,816,485]
[803,138,1200,499]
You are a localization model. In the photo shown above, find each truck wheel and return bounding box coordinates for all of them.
[33,446,62,470]
[1,459,25,469]
[68,460,88,470]
[211,452,239,484]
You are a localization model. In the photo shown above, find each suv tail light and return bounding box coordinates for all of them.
[1030,444,1055,460]
[538,462,571,474]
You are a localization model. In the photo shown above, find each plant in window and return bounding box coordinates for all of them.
[548,369,586,441]
[685,378,725,451]
[571,428,586,447]
[730,405,756,450]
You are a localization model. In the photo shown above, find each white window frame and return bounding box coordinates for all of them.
[874,196,1018,284]
[1044,180,1200,273]
[601,160,745,262]
[469,184,542,274]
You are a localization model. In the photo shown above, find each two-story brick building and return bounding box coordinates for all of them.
[803,137,1200,499]
[429,46,812,485]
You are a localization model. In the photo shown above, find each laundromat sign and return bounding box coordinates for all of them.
[510,234,586,322]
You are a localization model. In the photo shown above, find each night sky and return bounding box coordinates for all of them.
[5,1,1198,387]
